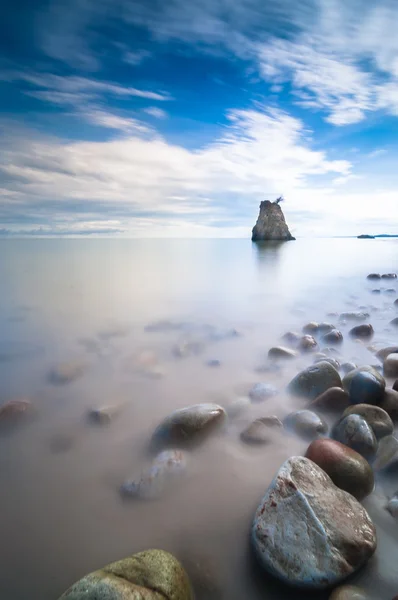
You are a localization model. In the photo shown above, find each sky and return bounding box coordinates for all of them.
[1,0,398,237]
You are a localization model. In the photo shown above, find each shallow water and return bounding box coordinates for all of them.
[0,237,398,599]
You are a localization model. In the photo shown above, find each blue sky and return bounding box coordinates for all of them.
[1,0,398,237]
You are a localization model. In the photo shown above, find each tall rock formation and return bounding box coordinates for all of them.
[251,200,295,241]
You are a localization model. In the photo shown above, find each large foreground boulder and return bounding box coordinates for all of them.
[252,456,376,590]
[251,200,295,241]
[58,549,193,599]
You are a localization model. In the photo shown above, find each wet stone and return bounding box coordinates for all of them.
[321,329,343,345]
[284,409,328,440]
[349,324,374,340]
[341,362,357,375]
[309,387,350,413]
[342,404,393,440]
[380,388,398,421]
[394,379,398,391]
[252,456,377,590]
[268,346,297,360]
[298,335,318,353]
[343,367,386,405]
[387,493,398,518]
[315,357,340,370]
[329,584,369,599]
[305,438,374,501]
[382,273,397,279]
[332,414,378,460]
[384,353,398,378]
[287,361,342,400]
[240,417,282,445]
[121,450,187,500]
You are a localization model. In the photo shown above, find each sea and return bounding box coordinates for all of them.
[0,237,398,599]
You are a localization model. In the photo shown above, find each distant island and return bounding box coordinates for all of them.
[357,234,398,239]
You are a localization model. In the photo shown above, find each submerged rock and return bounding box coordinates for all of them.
[339,312,369,322]
[298,335,318,353]
[249,382,278,403]
[58,549,194,600]
[240,417,282,445]
[151,403,226,449]
[287,361,342,400]
[281,331,301,345]
[121,450,187,500]
[382,273,397,279]
[284,410,328,440]
[349,324,374,340]
[88,404,124,425]
[342,404,393,440]
[321,329,343,345]
[268,346,297,360]
[302,322,319,335]
[332,414,378,460]
[48,361,87,385]
[367,273,381,280]
[251,200,295,241]
[305,438,374,501]
[373,435,398,471]
[252,456,377,590]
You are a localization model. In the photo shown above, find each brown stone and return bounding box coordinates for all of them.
[309,387,350,412]
[298,334,318,353]
[305,438,374,500]
[349,324,374,340]
[321,329,344,345]
[380,388,398,421]
[0,399,33,425]
[384,353,398,378]
[329,584,369,599]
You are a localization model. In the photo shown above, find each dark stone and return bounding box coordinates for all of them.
[268,346,297,360]
[287,361,342,400]
[252,200,295,241]
[343,367,386,405]
[206,359,221,368]
[341,362,357,375]
[309,387,350,412]
[297,335,318,353]
[390,317,398,327]
[380,388,398,421]
[342,404,394,440]
[240,417,282,445]
[249,383,278,402]
[315,357,340,370]
[371,289,381,294]
[382,273,397,279]
[332,414,378,460]
[385,288,396,294]
[367,273,381,280]
[318,322,336,334]
[395,298,398,307]
[151,404,226,450]
[251,457,377,590]
[283,410,328,440]
[321,329,343,345]
[387,493,398,518]
[305,438,374,500]
[349,324,374,340]
[384,354,398,378]
[394,379,398,391]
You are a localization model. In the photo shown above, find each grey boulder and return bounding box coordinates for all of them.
[287,361,342,400]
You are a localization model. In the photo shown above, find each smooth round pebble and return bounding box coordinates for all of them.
[298,335,318,352]
[342,404,393,440]
[303,322,319,334]
[284,410,328,440]
[249,383,278,402]
[287,361,342,400]
[345,368,386,405]
[305,438,374,500]
[384,353,398,378]
[380,388,398,421]
[367,273,381,280]
[332,414,378,460]
[309,387,350,412]
[240,417,282,445]
[391,317,398,327]
[329,584,369,599]
[321,329,343,345]
[341,362,357,374]
[349,324,374,340]
[268,346,297,360]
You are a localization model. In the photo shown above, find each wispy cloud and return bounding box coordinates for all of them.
[143,107,168,119]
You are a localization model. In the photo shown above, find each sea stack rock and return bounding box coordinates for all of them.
[252,199,295,242]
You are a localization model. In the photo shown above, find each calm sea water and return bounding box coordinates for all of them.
[0,238,398,599]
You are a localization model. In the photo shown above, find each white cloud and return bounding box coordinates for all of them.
[143,107,168,119]
[367,148,387,159]
[123,50,152,65]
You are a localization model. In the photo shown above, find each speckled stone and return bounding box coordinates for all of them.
[309,387,350,412]
[342,404,393,440]
[349,324,374,340]
[252,457,377,590]
[249,383,278,403]
[287,361,342,400]
[305,439,374,500]
[151,403,226,449]
[284,410,328,440]
[120,450,187,500]
[343,367,386,405]
[58,549,194,599]
[332,414,378,460]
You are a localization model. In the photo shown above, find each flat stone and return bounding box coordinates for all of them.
[321,329,343,345]
[380,388,398,421]
[332,414,378,460]
[329,585,369,599]
[305,438,374,500]
[343,367,386,405]
[298,335,318,353]
[268,346,297,360]
[240,417,282,445]
[309,387,350,412]
[339,312,369,322]
[287,361,342,400]
[341,362,357,375]
[58,549,194,599]
[382,273,397,279]
[284,410,328,440]
[151,403,226,449]
[384,353,398,378]
[121,450,187,500]
[249,383,278,403]
[252,456,377,590]
[349,324,374,340]
[342,404,394,440]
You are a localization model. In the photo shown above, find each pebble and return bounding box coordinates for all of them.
[309,387,350,412]
[318,322,337,334]
[281,331,301,345]
[297,335,318,352]
[240,417,282,445]
[384,353,398,378]
[121,450,187,500]
[387,493,398,518]
[395,298,398,307]
[382,273,397,279]
[373,435,398,471]
[0,399,33,425]
[151,403,226,449]
[252,456,377,590]
[303,322,319,334]
[321,329,343,345]
[287,361,342,400]
[268,346,297,360]
[315,357,340,370]
[341,362,357,374]
[329,584,369,599]
[47,361,87,385]
[394,379,398,391]
[349,324,374,340]
[376,346,398,362]
[332,414,378,460]
[367,273,381,280]
[283,410,328,440]
[380,388,398,421]
[226,397,251,419]
[249,383,278,403]
[342,404,394,440]
[206,359,221,368]
[343,367,386,405]
[305,438,374,500]
[88,404,124,425]
[390,317,398,327]
[58,549,194,599]
[339,312,369,321]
